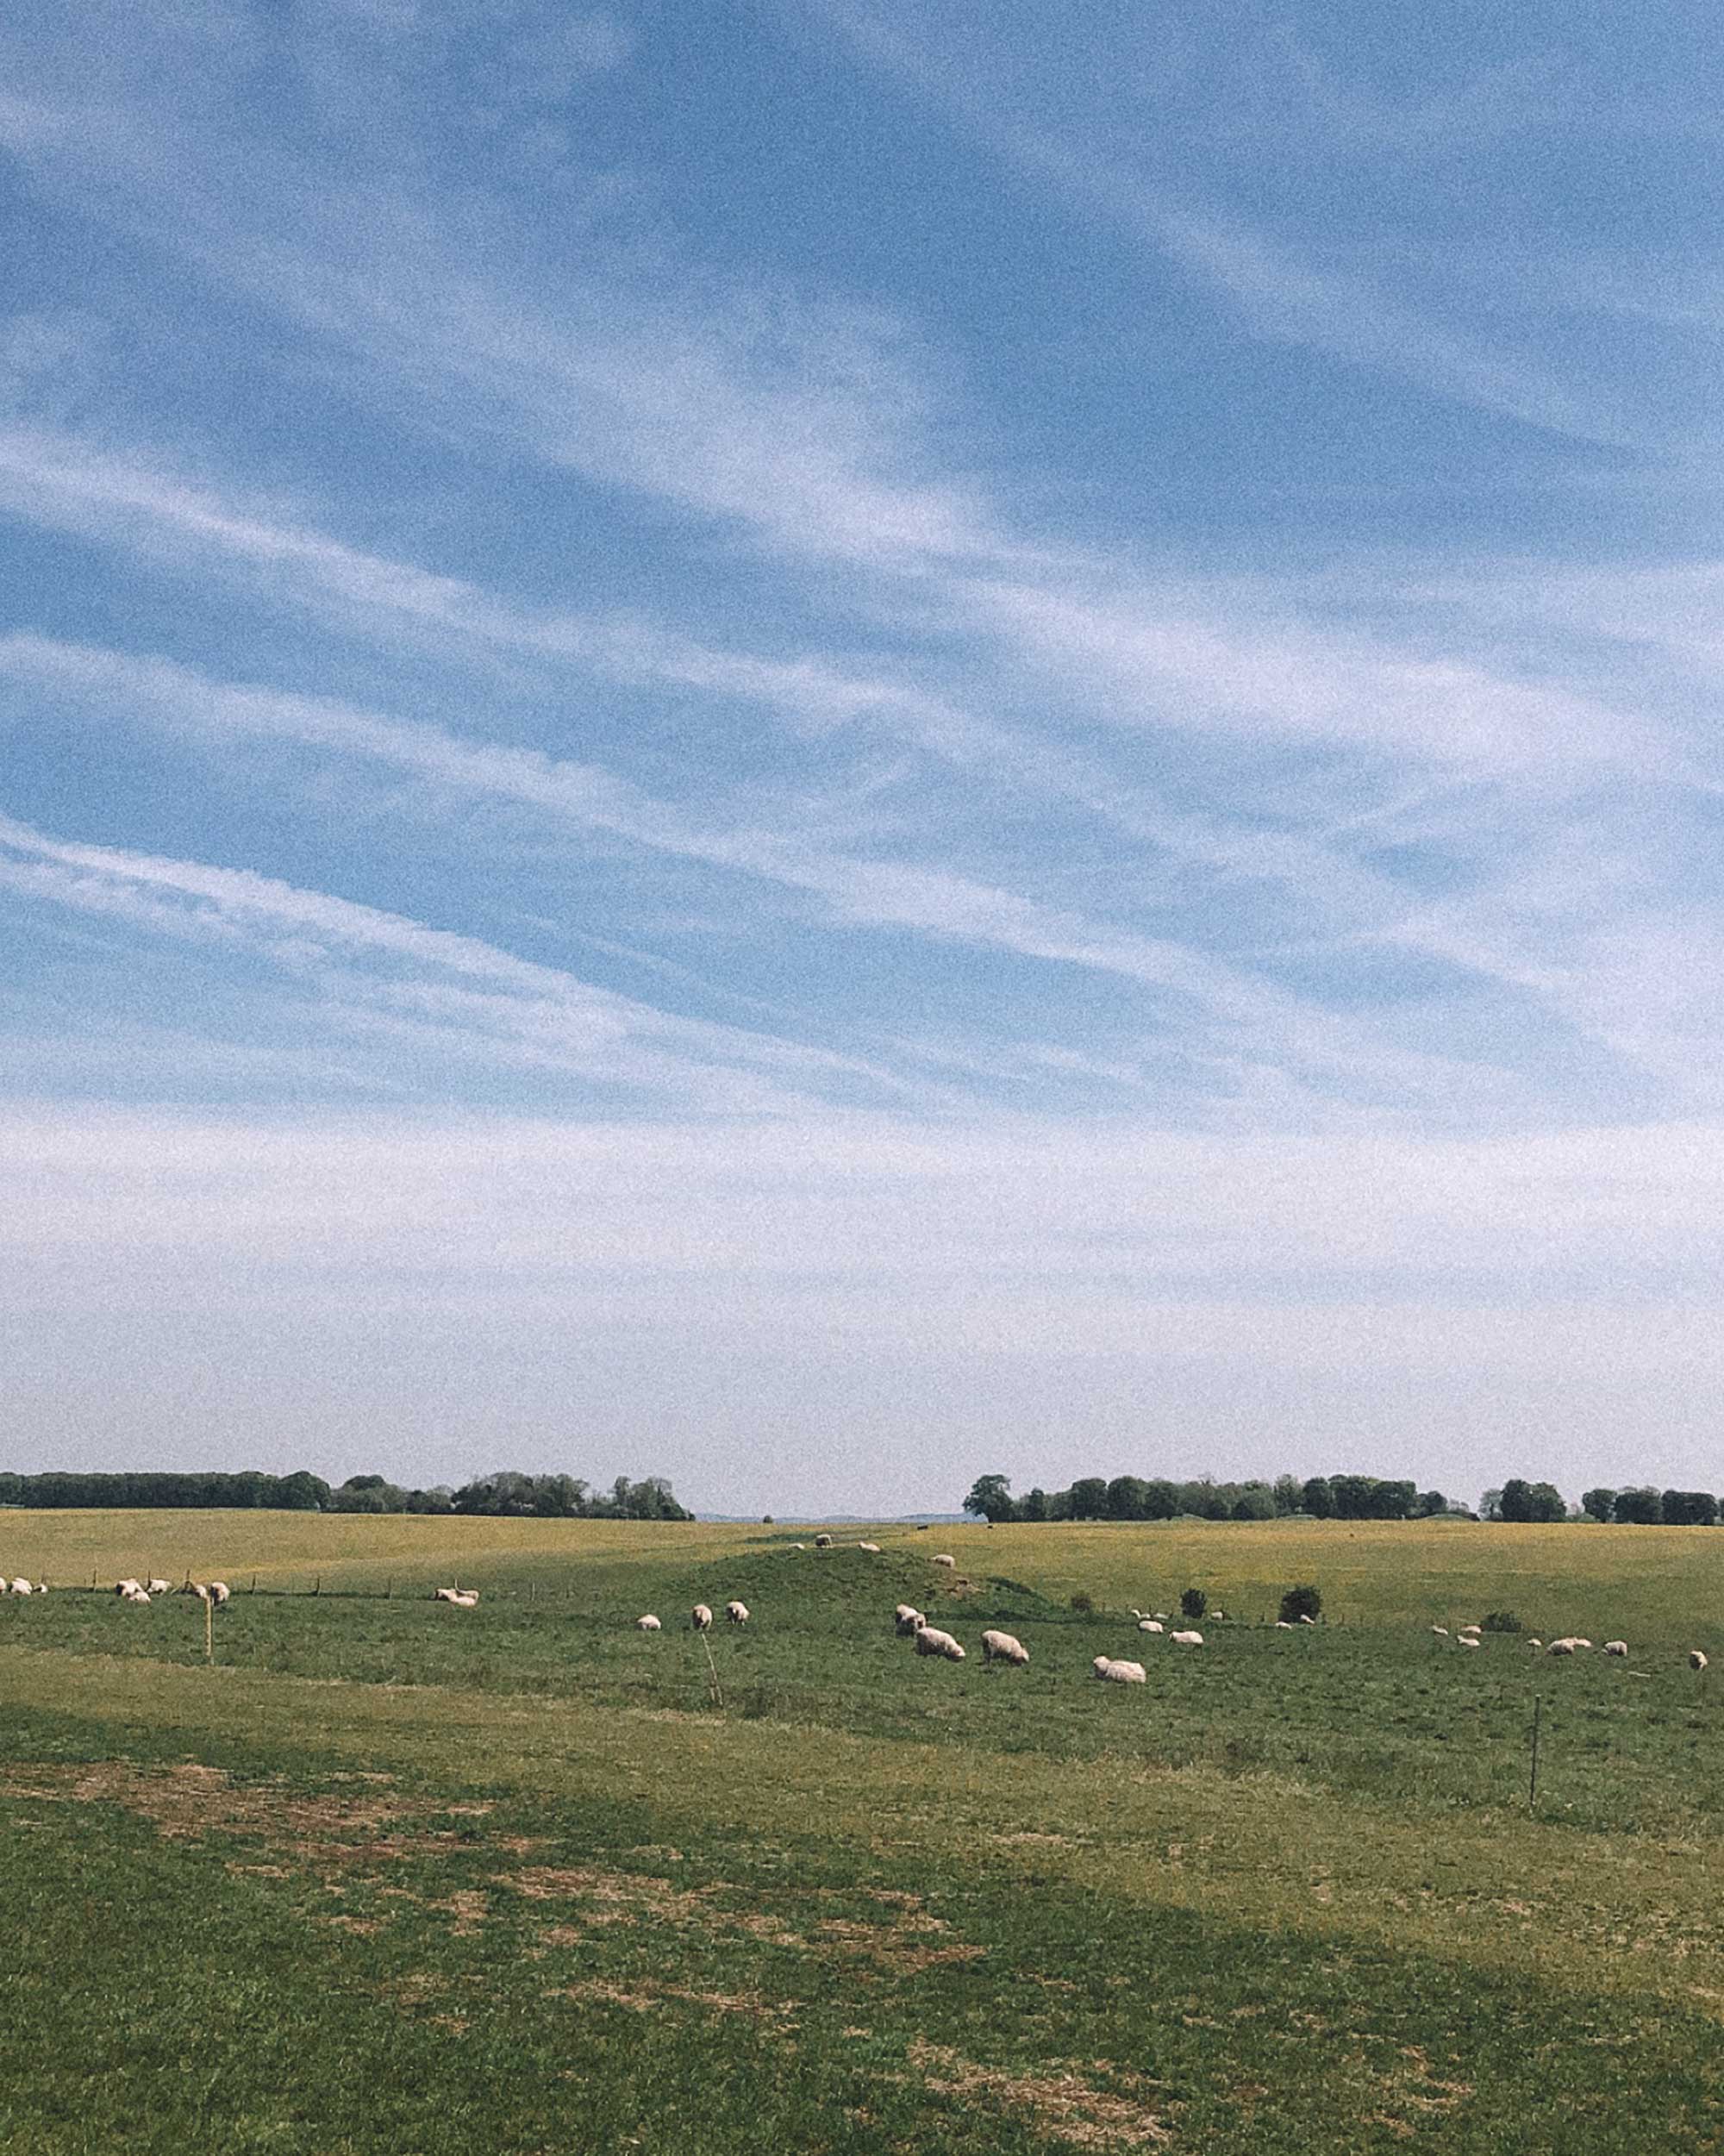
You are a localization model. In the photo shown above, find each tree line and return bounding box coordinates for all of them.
[962,1472,1453,1523]
[964,1471,1724,1527]
[0,1467,691,1520]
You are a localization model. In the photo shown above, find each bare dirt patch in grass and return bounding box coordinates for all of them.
[551,1978,793,2027]
[906,2037,1170,2149]
[0,1760,454,1875]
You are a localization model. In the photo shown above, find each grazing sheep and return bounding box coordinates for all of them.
[725,1600,749,1625]
[1605,1640,1628,1658]
[1431,1626,1449,1637]
[1092,1655,1146,1684]
[856,1541,881,1553]
[1690,1650,1708,1671]
[932,1554,956,1568]
[790,1542,805,1550]
[813,1534,833,1549]
[1275,1620,1294,1629]
[894,1603,925,1635]
[691,1603,714,1631]
[1459,1625,1482,1639]
[209,1582,231,1606]
[914,1624,965,1660]
[1570,1637,1592,1650]
[635,1615,661,1632]
[1547,1638,1577,1656]
[1298,1615,1316,1626]
[1138,1619,1164,1634]
[1527,1639,1542,1650]
[9,1578,33,1597]
[1459,1636,1481,1649]
[980,1629,1029,1665]
[1170,1629,1203,1647]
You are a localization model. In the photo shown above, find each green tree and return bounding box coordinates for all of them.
[1580,1487,1615,1522]
[964,1473,1017,1523]
[1179,1586,1208,1622]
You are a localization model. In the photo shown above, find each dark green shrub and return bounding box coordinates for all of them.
[1070,1590,1095,1614]
[1278,1584,1322,1625]
[1480,1609,1521,1633]
[1180,1586,1208,1622]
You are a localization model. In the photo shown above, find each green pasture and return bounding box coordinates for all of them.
[2,1511,1723,2153]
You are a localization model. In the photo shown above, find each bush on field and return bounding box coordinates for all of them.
[1070,1590,1096,1614]
[1180,1586,1208,1622]
[1480,1610,1521,1633]
[1278,1584,1322,1625]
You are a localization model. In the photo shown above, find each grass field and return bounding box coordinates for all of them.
[3,1512,1723,2153]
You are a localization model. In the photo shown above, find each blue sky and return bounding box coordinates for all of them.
[4,1,1724,1513]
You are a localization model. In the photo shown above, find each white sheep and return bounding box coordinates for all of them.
[813,1534,833,1549]
[1547,1638,1577,1656]
[115,1578,142,1597]
[913,1623,965,1660]
[1138,1618,1164,1634]
[147,1578,172,1597]
[1459,1636,1481,1650]
[1092,1655,1146,1684]
[450,1590,478,1609]
[1571,1637,1592,1650]
[1298,1615,1316,1625]
[122,1584,151,1604]
[1170,1629,1203,1647]
[1153,1612,1170,1622]
[980,1629,1029,1665]
[1604,1640,1628,1658]
[183,1580,211,1603]
[209,1582,231,1606]
[725,1600,749,1624]
[1527,1638,1542,1649]
[1431,1626,1449,1637]
[932,1554,956,1568]
[9,1578,34,1597]
[1275,1620,1294,1629]
[856,1541,881,1553]
[1209,1609,1225,1621]
[691,1603,713,1630]
[1690,1650,1708,1671]
[894,1603,924,1634]
[635,1615,661,1632]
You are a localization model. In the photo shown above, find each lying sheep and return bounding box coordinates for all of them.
[120,1584,151,1604]
[856,1541,881,1553]
[1690,1650,1708,1671]
[1459,1635,1481,1649]
[725,1600,749,1624]
[1604,1640,1628,1658]
[894,1603,924,1635]
[691,1603,714,1631]
[932,1554,956,1568]
[980,1629,1029,1665]
[1275,1620,1294,1629]
[913,1624,965,1660]
[1138,1618,1164,1634]
[1547,1638,1577,1656]
[9,1578,34,1597]
[209,1582,231,1606]
[1170,1629,1203,1647]
[1298,1615,1315,1626]
[635,1615,661,1631]
[449,1590,478,1609]
[1092,1655,1146,1684]
[115,1578,142,1597]
[1527,1638,1542,1650]
[813,1534,833,1549]
[1431,1626,1449,1637]
[147,1578,172,1597]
